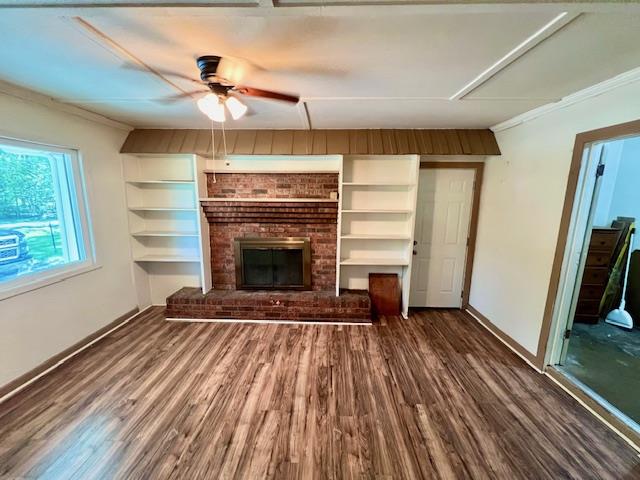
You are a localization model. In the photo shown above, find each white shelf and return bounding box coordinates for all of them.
[134,255,201,263]
[341,209,412,214]
[128,207,197,212]
[126,180,195,185]
[341,234,411,240]
[123,154,209,305]
[337,155,420,316]
[132,230,199,237]
[342,182,415,187]
[340,257,410,266]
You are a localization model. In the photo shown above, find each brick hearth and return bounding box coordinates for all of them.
[166,287,371,322]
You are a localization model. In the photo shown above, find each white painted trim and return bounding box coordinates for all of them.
[166,317,372,326]
[2,3,639,17]
[0,306,150,405]
[545,372,640,453]
[449,12,575,100]
[199,197,338,202]
[0,264,102,301]
[465,308,543,373]
[0,80,131,131]
[204,169,341,174]
[492,66,640,133]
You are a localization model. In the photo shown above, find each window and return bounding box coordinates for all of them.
[0,137,94,294]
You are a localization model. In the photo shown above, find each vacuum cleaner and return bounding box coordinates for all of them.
[605,227,635,330]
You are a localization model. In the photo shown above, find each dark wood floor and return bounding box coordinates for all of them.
[0,308,638,479]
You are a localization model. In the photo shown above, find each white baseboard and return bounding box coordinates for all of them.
[166,317,372,326]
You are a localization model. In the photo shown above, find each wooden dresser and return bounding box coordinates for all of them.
[574,227,622,324]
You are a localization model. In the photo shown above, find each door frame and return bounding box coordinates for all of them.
[536,119,640,451]
[419,161,484,308]
[539,119,640,368]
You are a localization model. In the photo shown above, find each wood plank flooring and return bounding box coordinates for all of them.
[0,307,638,479]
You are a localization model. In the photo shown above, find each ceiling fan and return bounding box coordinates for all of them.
[162,55,300,122]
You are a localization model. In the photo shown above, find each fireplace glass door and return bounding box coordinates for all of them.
[234,237,311,290]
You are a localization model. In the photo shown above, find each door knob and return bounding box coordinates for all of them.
[413,250,417,255]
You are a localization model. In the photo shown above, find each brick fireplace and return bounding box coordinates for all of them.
[165,171,371,322]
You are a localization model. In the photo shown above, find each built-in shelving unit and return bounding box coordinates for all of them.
[123,154,211,306]
[336,155,420,317]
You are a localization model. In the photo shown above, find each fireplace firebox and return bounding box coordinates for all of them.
[234,237,311,290]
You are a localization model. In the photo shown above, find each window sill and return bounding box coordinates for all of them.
[0,263,102,302]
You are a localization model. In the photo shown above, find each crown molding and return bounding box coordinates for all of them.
[491,66,640,133]
[0,80,132,131]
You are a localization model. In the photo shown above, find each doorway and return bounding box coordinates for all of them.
[410,163,482,308]
[549,133,640,432]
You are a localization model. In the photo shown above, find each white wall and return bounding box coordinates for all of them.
[0,89,137,388]
[469,78,640,356]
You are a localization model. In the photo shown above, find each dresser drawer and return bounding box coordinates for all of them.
[578,283,606,300]
[581,267,609,285]
[586,252,611,267]
[589,230,620,251]
[576,298,601,315]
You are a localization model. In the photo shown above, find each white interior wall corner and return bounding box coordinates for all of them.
[469,78,640,357]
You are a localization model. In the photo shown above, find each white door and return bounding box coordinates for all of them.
[410,168,475,308]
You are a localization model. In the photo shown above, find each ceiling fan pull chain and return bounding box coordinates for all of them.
[210,119,216,184]
[222,120,228,157]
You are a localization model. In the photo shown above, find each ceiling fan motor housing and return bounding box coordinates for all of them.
[196,55,222,82]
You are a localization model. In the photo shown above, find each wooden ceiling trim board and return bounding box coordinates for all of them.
[234,130,257,155]
[311,130,327,155]
[120,129,499,155]
[254,130,274,154]
[120,133,137,154]
[406,130,419,154]
[326,130,348,154]
[136,129,158,153]
[223,130,239,154]
[466,129,484,154]
[155,129,175,154]
[292,130,310,155]
[369,129,383,154]
[348,130,364,154]
[417,130,434,154]
[347,130,356,154]
[382,130,397,155]
[432,131,448,155]
[194,129,211,155]
[167,129,185,153]
[180,130,199,154]
[272,130,294,154]
[445,130,463,155]
[480,129,501,155]
[458,130,472,154]
[356,130,369,154]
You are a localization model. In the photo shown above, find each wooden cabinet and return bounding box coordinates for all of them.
[574,228,622,324]
[369,273,401,318]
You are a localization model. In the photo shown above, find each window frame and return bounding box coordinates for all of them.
[0,136,98,301]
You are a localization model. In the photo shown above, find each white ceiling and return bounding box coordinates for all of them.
[0,2,639,129]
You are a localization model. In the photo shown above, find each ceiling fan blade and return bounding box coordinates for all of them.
[122,62,202,86]
[154,90,208,104]
[235,86,299,104]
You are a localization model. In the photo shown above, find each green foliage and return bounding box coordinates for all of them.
[0,149,57,221]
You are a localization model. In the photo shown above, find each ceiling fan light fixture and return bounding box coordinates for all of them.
[197,93,226,122]
[225,96,248,120]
